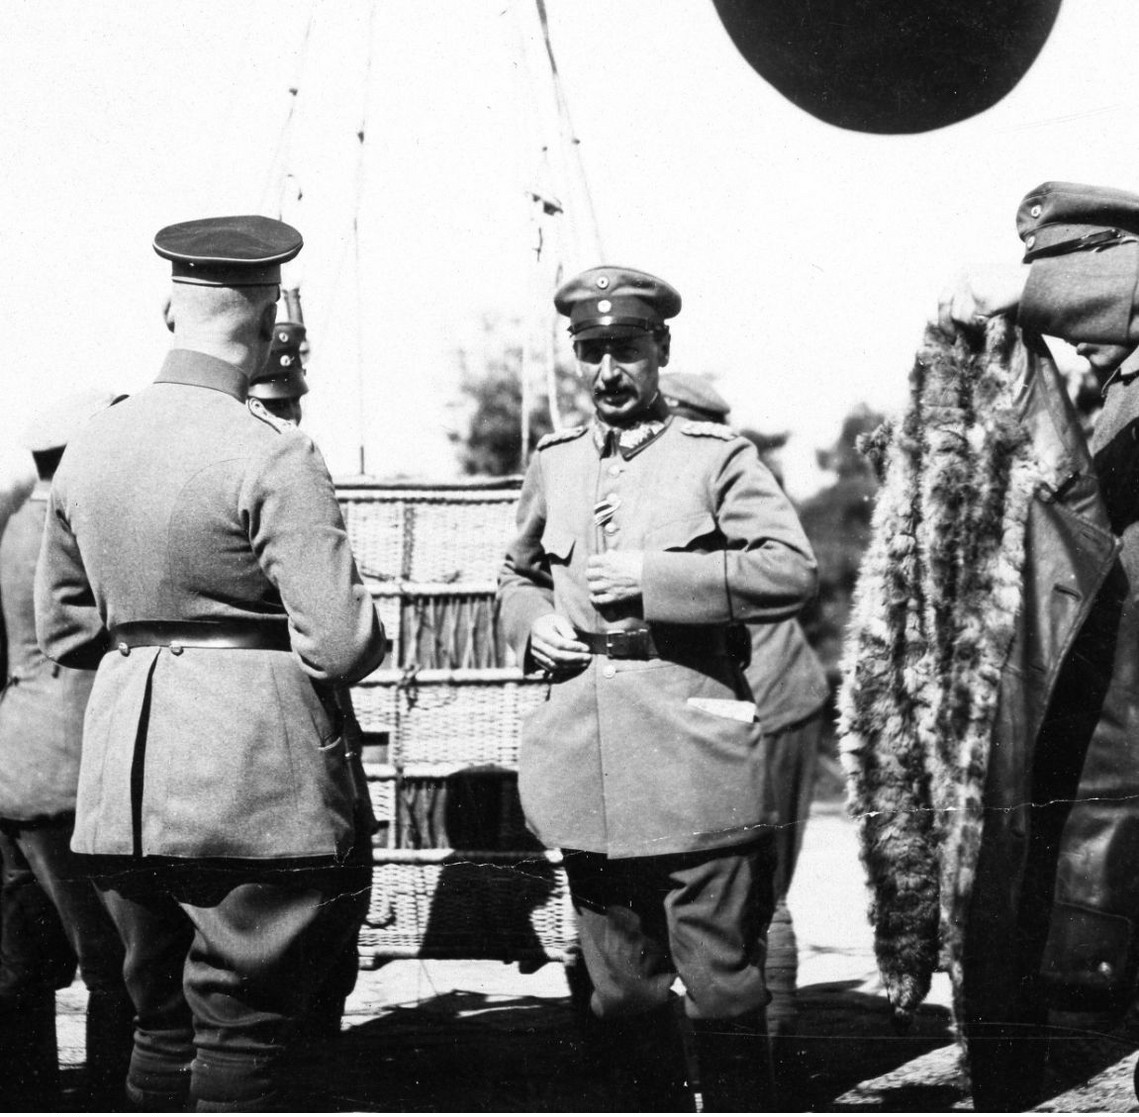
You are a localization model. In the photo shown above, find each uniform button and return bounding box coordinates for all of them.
[1097,960,1114,978]
[118,643,130,657]
[602,664,616,678]
[1030,204,1042,217]
[604,524,618,535]
[169,642,183,656]
[607,464,621,477]
[1025,234,1036,249]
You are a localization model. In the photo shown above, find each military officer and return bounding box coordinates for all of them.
[249,318,375,1042]
[939,182,1139,1108]
[497,267,818,1112]
[35,216,387,1111]
[659,373,830,1086]
[250,319,308,425]
[0,391,135,1110]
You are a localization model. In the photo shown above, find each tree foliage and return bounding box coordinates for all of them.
[448,315,590,476]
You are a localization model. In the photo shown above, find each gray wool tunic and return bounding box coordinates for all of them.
[35,349,386,861]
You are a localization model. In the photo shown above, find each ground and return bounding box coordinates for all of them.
[53,803,1139,1112]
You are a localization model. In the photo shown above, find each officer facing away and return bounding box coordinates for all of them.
[497,266,818,1111]
[35,216,387,1111]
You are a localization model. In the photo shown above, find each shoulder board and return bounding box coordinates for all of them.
[679,420,737,441]
[247,397,295,434]
[536,425,587,450]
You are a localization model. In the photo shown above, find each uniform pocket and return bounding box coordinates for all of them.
[643,511,717,550]
[541,527,576,565]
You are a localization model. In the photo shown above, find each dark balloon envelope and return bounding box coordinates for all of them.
[711,0,1064,134]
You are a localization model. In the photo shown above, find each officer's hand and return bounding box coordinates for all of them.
[586,551,644,605]
[936,265,1030,334]
[529,613,591,674]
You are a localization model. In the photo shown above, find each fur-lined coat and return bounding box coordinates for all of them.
[839,318,1121,1047]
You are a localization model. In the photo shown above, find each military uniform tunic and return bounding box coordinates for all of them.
[0,483,93,819]
[35,349,385,862]
[497,416,818,859]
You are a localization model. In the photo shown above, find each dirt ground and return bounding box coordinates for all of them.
[52,802,1139,1112]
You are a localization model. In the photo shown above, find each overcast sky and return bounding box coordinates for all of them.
[4,0,1139,495]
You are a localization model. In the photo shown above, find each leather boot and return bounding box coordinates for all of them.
[691,1010,775,1112]
[0,989,62,1111]
[580,1001,694,1112]
[85,987,136,1110]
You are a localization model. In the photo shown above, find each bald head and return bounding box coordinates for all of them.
[170,282,280,378]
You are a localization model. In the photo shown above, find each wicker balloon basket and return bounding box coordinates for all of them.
[336,479,579,971]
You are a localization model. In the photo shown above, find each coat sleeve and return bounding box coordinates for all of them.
[246,431,385,684]
[641,440,818,625]
[1020,241,1139,343]
[35,473,110,670]
[496,455,555,664]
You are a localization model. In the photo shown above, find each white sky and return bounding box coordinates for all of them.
[3,0,1139,496]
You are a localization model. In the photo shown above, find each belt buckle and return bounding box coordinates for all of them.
[604,629,649,658]
[603,631,627,658]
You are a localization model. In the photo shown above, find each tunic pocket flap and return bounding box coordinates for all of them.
[645,511,717,550]
[541,527,576,563]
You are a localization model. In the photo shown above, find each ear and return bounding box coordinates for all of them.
[258,302,277,341]
[657,334,671,368]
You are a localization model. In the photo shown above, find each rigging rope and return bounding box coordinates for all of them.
[351,0,380,476]
[258,1,317,216]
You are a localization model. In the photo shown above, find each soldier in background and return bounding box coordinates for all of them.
[250,319,376,1040]
[0,392,135,1110]
[659,373,830,1100]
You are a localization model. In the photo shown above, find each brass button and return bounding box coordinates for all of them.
[604,524,618,535]
[607,464,621,477]
[1025,234,1036,249]
[118,642,130,657]
[169,642,183,656]
[1097,960,1114,978]
[602,664,616,678]
[1030,204,1042,218]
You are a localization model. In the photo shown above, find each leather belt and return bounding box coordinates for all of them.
[108,619,291,655]
[573,625,742,661]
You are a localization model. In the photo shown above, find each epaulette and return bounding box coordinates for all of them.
[679,420,736,441]
[536,425,587,450]
[247,397,295,433]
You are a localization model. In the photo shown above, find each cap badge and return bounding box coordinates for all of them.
[596,276,610,289]
[597,299,612,313]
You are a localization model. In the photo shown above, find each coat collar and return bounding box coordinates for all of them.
[155,349,249,401]
[590,397,672,460]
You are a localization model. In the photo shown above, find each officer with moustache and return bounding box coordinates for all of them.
[497,267,818,1111]
[35,216,386,1111]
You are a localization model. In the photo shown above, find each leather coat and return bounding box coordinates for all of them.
[960,334,1126,1037]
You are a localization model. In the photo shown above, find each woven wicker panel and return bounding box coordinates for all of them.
[405,498,518,583]
[368,777,395,827]
[342,498,406,581]
[372,591,403,667]
[394,680,527,766]
[358,856,576,962]
[401,592,506,670]
[352,685,400,736]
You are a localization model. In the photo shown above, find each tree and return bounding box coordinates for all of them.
[448,314,590,476]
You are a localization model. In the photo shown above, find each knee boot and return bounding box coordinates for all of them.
[0,989,62,1111]
[691,1010,774,1113]
[85,987,136,1110]
[580,1001,694,1112]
